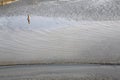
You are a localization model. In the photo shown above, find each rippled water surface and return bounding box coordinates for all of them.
[0,64,120,80]
[0,16,80,30]
[0,16,120,65]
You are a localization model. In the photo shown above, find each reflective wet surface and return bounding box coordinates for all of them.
[0,16,80,30]
[0,64,120,80]
[0,0,120,65]
[0,0,120,79]
[0,17,120,65]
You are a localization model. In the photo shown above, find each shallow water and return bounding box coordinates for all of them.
[0,16,120,65]
[0,64,120,80]
[0,0,120,79]
[0,16,80,30]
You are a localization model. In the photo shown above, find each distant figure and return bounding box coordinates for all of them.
[27,14,30,24]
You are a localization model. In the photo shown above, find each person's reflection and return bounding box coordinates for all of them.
[27,14,30,24]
